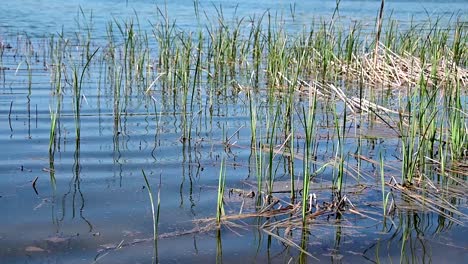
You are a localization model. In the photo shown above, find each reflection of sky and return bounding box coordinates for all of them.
[0,0,466,37]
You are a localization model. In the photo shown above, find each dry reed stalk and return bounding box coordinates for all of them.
[341,43,468,88]
[388,182,467,225]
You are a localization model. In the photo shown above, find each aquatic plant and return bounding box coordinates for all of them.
[142,169,160,261]
[216,158,227,226]
[301,87,317,223]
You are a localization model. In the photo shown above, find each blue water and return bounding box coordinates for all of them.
[0,1,467,263]
[0,0,466,38]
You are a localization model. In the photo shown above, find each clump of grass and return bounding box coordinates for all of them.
[332,103,346,196]
[301,87,317,223]
[70,47,99,139]
[447,81,468,160]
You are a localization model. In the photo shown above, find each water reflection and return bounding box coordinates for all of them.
[216,229,223,264]
[332,214,343,263]
[299,228,309,264]
[57,137,93,233]
[362,209,462,263]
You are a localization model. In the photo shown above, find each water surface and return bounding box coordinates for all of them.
[0,1,467,263]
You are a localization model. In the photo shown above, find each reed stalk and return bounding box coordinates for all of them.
[216,158,226,226]
[142,170,160,262]
[301,88,317,223]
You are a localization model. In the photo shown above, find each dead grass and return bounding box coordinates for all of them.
[340,42,468,88]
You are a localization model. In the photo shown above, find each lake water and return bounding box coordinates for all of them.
[1,0,467,37]
[0,1,467,263]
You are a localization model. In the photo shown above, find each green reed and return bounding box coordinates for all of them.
[70,47,99,139]
[216,158,226,226]
[248,90,263,196]
[447,81,467,160]
[398,92,418,185]
[251,13,265,87]
[266,14,288,89]
[48,35,67,155]
[332,103,346,196]
[142,170,160,260]
[266,105,280,195]
[102,7,466,202]
[113,16,151,99]
[301,89,317,223]
[344,21,360,67]
[48,107,58,153]
[153,6,177,91]
[379,152,391,217]
[284,86,296,201]
[76,7,94,63]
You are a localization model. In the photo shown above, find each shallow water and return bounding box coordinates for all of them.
[1,1,467,263]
